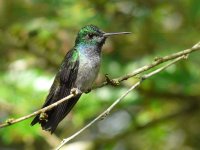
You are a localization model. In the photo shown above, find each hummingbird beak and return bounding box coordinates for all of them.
[103,32,131,37]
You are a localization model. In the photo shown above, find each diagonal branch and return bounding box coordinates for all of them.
[94,41,200,89]
[0,93,81,128]
[55,55,186,150]
[95,99,199,145]
[0,41,199,129]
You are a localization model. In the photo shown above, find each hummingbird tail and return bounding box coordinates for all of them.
[31,94,81,133]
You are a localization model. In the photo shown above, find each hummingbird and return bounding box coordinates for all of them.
[31,25,131,133]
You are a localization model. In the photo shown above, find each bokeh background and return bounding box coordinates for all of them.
[0,0,200,150]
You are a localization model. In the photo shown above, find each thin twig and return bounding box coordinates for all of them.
[56,55,185,150]
[94,41,200,89]
[95,100,198,145]
[0,92,80,128]
[56,83,141,150]
[0,41,199,129]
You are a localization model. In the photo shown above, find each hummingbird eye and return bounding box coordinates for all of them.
[87,33,94,39]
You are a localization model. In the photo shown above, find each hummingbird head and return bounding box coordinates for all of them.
[75,25,105,47]
[75,25,131,47]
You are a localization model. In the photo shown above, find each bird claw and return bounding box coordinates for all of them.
[39,112,48,122]
[70,88,82,95]
[105,74,120,86]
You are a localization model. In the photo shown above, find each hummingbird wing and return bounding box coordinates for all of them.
[31,48,81,133]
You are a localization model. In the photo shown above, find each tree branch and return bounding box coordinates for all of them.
[0,41,199,132]
[0,92,81,128]
[55,55,186,150]
[95,99,199,145]
[94,41,200,89]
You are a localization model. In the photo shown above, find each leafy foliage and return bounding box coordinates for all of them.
[0,0,200,149]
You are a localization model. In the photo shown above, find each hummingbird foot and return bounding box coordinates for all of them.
[70,88,82,95]
[39,112,48,122]
[105,74,120,86]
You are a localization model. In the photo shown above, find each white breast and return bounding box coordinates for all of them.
[75,53,100,92]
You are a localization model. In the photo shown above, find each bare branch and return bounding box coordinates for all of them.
[95,100,198,145]
[94,41,200,89]
[0,92,81,128]
[0,41,199,131]
[55,55,186,150]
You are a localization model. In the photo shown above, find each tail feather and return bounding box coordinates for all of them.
[43,94,81,133]
[31,94,81,133]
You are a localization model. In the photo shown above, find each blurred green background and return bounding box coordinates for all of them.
[0,0,200,150]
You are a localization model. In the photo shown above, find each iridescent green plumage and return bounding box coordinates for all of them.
[31,25,130,133]
[31,48,80,133]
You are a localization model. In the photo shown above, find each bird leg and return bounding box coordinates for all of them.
[70,88,82,95]
[39,112,48,122]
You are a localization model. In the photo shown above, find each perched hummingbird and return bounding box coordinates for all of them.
[31,25,130,133]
